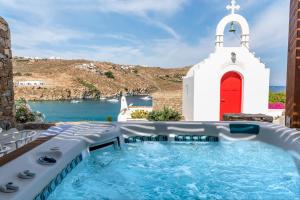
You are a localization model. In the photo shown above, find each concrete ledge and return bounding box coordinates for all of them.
[0,122,120,200]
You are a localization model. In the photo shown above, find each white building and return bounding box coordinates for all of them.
[49,56,61,60]
[16,81,44,87]
[120,65,135,70]
[75,63,96,70]
[183,0,270,121]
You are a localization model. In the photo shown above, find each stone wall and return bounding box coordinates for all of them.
[0,17,15,129]
[152,90,182,114]
[223,114,273,123]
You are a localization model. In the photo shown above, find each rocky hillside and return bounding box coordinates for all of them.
[13,58,189,101]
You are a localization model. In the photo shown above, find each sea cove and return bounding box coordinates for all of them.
[28,87,284,122]
[29,96,152,122]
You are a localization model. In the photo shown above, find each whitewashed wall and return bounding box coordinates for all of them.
[183,47,270,121]
[182,77,194,121]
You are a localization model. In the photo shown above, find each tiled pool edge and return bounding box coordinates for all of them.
[34,154,83,200]
[124,135,219,143]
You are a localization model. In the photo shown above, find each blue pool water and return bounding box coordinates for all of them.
[48,142,300,200]
[29,96,152,122]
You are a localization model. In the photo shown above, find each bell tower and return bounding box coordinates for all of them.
[215,0,250,49]
[183,0,270,121]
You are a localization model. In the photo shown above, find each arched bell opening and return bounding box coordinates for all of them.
[223,21,242,47]
[215,4,250,50]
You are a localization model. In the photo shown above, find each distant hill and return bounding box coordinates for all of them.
[13,58,189,101]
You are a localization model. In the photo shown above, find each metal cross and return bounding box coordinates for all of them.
[226,0,240,14]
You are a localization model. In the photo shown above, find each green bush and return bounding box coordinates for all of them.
[106,116,113,122]
[147,107,182,121]
[76,78,98,91]
[75,78,101,98]
[269,92,286,103]
[104,71,115,79]
[132,69,138,74]
[15,98,44,123]
[131,110,149,119]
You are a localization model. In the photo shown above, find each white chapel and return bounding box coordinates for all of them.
[182,0,270,121]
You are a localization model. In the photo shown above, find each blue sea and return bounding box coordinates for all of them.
[270,86,286,93]
[29,86,285,123]
[29,96,152,122]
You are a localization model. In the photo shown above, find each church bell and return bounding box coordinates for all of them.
[229,22,236,33]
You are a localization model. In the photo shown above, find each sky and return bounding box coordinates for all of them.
[0,0,289,86]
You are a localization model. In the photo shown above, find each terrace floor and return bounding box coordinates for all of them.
[0,130,44,156]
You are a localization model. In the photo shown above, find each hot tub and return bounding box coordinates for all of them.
[0,122,299,200]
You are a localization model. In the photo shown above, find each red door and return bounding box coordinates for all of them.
[220,71,242,120]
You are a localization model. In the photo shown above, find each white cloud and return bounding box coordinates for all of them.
[7,18,91,49]
[249,0,289,85]
[14,36,214,67]
[251,0,289,50]
[141,15,181,39]
[97,33,140,44]
[0,0,187,39]
[0,0,188,15]
[75,0,187,39]
[242,0,272,9]
[123,37,214,67]
[94,0,187,14]
[0,0,57,20]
